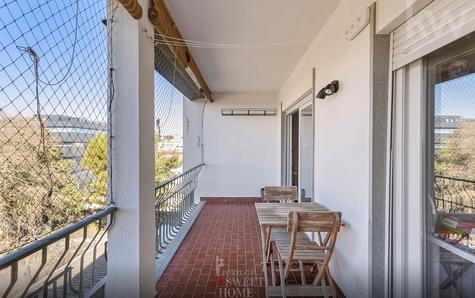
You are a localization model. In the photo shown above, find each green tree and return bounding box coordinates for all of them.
[433,121,475,215]
[155,152,181,183]
[81,133,182,192]
[81,134,108,197]
[155,133,181,183]
[435,121,475,180]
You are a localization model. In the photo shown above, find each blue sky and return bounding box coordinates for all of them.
[0,0,183,136]
[2,0,473,136]
[435,72,475,120]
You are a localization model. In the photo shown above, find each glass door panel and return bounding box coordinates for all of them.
[299,104,313,202]
[427,35,475,298]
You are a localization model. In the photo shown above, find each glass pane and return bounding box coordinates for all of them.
[299,105,313,201]
[428,48,475,297]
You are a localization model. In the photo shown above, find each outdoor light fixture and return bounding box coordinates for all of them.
[316,80,339,99]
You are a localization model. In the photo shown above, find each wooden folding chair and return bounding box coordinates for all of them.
[263,186,298,203]
[262,186,298,261]
[271,211,341,297]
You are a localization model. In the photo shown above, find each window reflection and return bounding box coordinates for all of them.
[429,49,475,297]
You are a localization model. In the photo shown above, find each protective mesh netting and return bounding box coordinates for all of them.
[0,0,115,254]
[153,36,199,183]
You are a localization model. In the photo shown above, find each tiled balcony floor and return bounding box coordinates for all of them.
[156,200,265,298]
[156,200,343,298]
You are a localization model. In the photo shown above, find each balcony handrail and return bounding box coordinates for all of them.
[0,205,117,297]
[434,175,475,214]
[155,163,204,190]
[434,175,475,184]
[0,205,117,269]
[158,180,194,204]
[155,164,203,256]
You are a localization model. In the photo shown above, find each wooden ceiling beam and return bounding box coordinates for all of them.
[149,0,214,102]
[118,0,143,20]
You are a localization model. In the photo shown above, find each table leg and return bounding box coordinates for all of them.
[440,261,473,291]
[259,225,269,296]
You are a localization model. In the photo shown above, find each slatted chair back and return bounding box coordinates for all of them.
[263,186,298,203]
[286,211,341,285]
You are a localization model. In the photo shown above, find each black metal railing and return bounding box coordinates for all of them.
[435,175,475,213]
[0,206,117,298]
[155,164,203,256]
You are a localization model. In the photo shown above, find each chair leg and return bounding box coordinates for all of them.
[322,278,329,298]
[270,247,276,287]
[314,261,329,298]
[299,260,305,285]
[265,227,272,261]
[325,268,335,297]
[311,259,317,273]
[275,246,286,298]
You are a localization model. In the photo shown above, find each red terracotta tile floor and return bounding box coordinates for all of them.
[155,200,343,298]
[156,200,266,298]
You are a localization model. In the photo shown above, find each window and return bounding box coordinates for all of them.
[389,33,475,298]
[426,34,475,297]
[283,93,314,202]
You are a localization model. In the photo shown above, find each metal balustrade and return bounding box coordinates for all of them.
[435,175,475,213]
[155,164,203,256]
[0,206,116,298]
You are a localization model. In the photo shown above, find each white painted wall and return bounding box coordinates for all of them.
[279,0,373,296]
[185,93,280,199]
[183,98,206,170]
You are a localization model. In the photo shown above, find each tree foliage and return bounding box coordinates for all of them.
[81,133,108,197]
[435,120,475,180]
[81,133,182,195]
[434,121,475,216]
[1,120,182,254]
[155,133,181,183]
[0,117,87,253]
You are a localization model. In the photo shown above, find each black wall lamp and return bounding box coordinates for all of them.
[316,80,339,99]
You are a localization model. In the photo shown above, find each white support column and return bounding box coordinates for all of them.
[106,0,155,297]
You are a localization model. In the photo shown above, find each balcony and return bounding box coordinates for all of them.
[155,200,265,298]
[2,0,475,297]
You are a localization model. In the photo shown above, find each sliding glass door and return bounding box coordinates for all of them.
[390,33,475,298]
[426,34,475,298]
[299,103,314,202]
[283,95,314,202]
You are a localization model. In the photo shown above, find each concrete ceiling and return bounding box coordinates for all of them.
[164,0,340,93]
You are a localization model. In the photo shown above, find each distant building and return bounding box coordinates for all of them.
[434,115,461,149]
[44,115,107,185]
[158,134,183,154]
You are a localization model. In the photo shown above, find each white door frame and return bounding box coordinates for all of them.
[285,112,293,187]
[389,58,427,298]
[283,90,313,201]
